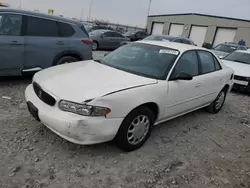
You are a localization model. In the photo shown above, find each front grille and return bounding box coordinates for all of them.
[234,75,249,81]
[33,82,56,106]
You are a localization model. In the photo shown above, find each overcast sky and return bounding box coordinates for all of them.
[6,0,250,27]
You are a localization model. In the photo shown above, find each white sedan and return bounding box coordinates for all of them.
[25,41,234,151]
[221,50,250,92]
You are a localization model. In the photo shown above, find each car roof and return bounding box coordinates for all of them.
[220,43,240,47]
[0,8,80,24]
[137,40,204,53]
[150,35,191,40]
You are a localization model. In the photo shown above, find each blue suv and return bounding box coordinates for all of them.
[0,8,93,76]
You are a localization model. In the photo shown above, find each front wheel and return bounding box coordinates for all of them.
[55,56,78,65]
[206,88,227,113]
[114,107,154,151]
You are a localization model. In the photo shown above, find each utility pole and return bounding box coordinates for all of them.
[19,0,22,8]
[88,0,93,21]
[147,0,152,18]
[146,0,152,29]
[80,6,84,21]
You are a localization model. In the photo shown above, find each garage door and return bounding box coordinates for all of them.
[169,24,184,37]
[189,26,207,46]
[151,22,164,35]
[213,28,237,47]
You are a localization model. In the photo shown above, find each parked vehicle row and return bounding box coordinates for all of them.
[221,50,250,92]
[89,29,130,50]
[142,35,196,45]
[210,42,247,59]
[25,41,234,151]
[0,8,93,76]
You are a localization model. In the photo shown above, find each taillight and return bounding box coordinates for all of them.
[82,39,93,44]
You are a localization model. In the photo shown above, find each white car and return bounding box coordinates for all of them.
[25,41,234,151]
[221,50,250,92]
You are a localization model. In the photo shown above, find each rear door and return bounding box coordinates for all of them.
[196,50,224,104]
[0,13,24,76]
[112,32,126,48]
[23,16,69,71]
[101,31,117,49]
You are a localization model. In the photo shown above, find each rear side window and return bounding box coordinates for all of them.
[58,22,75,37]
[213,56,222,70]
[198,51,216,74]
[173,39,181,43]
[79,24,88,36]
[26,16,59,37]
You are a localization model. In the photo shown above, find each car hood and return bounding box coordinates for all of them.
[210,50,229,58]
[221,60,250,77]
[33,60,157,103]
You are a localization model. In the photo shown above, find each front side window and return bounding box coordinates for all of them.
[100,43,179,80]
[198,51,216,74]
[171,51,199,77]
[0,13,22,36]
[224,51,250,65]
[213,44,237,53]
[26,16,59,37]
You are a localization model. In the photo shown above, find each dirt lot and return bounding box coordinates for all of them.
[0,51,250,188]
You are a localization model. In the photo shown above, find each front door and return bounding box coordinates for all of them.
[165,50,204,118]
[0,13,24,76]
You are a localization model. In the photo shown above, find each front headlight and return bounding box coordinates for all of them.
[59,100,111,116]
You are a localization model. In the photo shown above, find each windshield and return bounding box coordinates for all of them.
[99,43,179,80]
[124,31,135,35]
[224,51,250,65]
[143,35,171,41]
[213,44,237,53]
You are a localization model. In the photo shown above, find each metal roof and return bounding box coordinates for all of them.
[148,13,250,23]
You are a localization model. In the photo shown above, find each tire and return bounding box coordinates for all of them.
[206,88,227,114]
[55,56,78,65]
[115,107,154,151]
[92,41,99,51]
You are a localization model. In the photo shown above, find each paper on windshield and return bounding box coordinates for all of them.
[159,49,179,55]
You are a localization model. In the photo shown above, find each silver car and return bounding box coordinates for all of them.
[210,43,247,59]
[89,30,129,50]
[0,8,92,76]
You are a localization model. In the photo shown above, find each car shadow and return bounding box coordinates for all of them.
[0,76,32,86]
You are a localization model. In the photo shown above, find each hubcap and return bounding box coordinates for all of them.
[92,42,97,50]
[215,91,225,110]
[127,115,150,145]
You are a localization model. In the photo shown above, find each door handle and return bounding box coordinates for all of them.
[56,41,64,45]
[10,41,22,45]
[195,83,202,88]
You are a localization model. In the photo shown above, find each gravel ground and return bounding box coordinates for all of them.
[0,51,250,188]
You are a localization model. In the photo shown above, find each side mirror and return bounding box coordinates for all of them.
[218,55,224,59]
[170,71,193,81]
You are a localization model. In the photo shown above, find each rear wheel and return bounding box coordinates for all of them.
[55,56,78,65]
[115,107,154,151]
[92,41,99,51]
[206,88,227,113]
